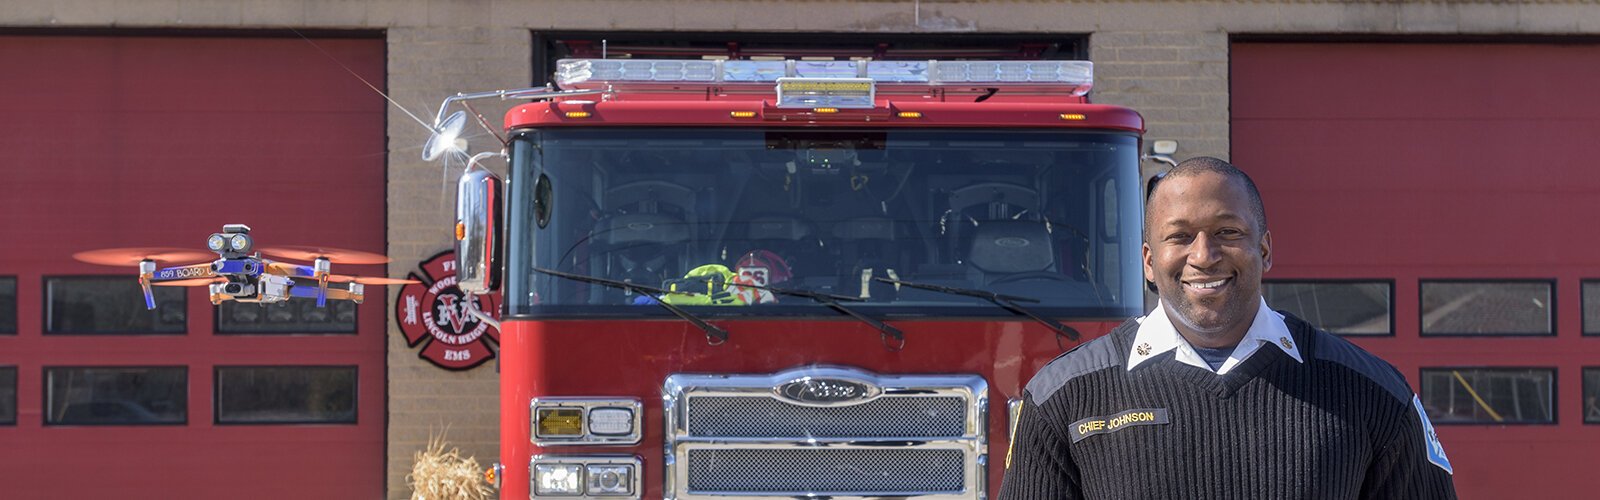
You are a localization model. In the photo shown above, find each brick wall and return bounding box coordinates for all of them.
[384,26,529,499]
[1091,30,1231,176]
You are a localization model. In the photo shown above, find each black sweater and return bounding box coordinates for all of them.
[999,314,1457,499]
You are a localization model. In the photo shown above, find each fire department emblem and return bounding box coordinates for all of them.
[396,251,501,370]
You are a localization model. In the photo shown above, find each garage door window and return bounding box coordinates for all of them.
[215,366,357,424]
[1584,281,1600,336]
[45,277,185,334]
[0,277,14,334]
[216,301,357,334]
[45,366,187,425]
[0,367,15,425]
[1586,368,1600,424]
[1420,367,1554,425]
[1420,280,1553,336]
[1263,280,1392,335]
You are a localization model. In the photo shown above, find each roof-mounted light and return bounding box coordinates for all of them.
[723,61,787,82]
[936,60,1092,84]
[866,61,930,83]
[776,78,874,109]
[554,58,1092,95]
[557,59,718,84]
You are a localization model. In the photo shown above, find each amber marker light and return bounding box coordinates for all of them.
[897,111,923,119]
[813,108,840,114]
[536,408,585,436]
[455,222,466,241]
[564,111,592,118]
[730,111,757,118]
[1060,113,1087,121]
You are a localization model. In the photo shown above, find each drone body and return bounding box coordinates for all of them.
[75,224,415,310]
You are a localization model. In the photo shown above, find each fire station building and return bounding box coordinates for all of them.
[2,1,1599,498]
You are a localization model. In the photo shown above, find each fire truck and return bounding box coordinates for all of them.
[429,56,1148,499]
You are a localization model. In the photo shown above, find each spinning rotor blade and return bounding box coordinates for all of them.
[74,247,214,266]
[152,278,224,287]
[259,246,390,265]
[324,275,420,286]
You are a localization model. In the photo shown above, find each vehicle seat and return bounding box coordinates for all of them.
[831,216,901,299]
[966,219,1057,285]
[739,214,818,275]
[596,181,697,294]
[941,182,1039,264]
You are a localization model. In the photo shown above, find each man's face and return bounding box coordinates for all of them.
[1142,172,1272,345]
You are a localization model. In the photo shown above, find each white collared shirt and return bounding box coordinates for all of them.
[1127,296,1304,374]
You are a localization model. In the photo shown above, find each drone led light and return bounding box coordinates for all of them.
[422,110,468,161]
[229,234,252,252]
[207,234,226,252]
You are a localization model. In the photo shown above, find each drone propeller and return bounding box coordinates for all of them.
[74,247,220,310]
[259,246,390,265]
[324,275,421,285]
[72,247,214,267]
[152,278,225,287]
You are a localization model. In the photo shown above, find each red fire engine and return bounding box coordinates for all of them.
[431,57,1147,499]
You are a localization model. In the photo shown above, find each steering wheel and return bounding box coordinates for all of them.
[988,271,1075,286]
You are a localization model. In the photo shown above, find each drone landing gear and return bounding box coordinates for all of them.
[138,260,157,310]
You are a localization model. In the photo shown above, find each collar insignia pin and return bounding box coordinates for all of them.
[1280,337,1293,350]
[1136,343,1152,356]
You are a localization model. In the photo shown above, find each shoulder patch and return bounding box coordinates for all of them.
[1307,326,1413,405]
[1025,320,1134,406]
[1413,394,1453,474]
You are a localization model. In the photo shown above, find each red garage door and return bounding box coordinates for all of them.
[0,34,386,498]
[1234,42,1600,499]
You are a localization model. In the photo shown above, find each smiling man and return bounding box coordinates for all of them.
[999,157,1457,499]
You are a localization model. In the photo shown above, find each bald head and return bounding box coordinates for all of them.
[1144,157,1267,242]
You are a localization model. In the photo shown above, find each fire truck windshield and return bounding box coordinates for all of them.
[505,128,1144,320]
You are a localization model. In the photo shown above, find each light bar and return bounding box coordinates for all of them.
[556,59,719,84]
[776,78,874,109]
[555,58,1093,94]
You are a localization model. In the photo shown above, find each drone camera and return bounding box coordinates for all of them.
[221,282,255,297]
[258,275,292,302]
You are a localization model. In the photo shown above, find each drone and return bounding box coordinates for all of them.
[74,224,416,310]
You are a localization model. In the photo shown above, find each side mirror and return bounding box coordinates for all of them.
[1141,139,1179,168]
[456,164,503,294]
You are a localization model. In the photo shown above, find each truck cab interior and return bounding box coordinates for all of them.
[519,127,1143,318]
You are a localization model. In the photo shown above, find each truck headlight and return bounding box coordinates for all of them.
[531,398,642,445]
[587,407,634,436]
[585,464,635,496]
[533,463,583,496]
[532,456,640,498]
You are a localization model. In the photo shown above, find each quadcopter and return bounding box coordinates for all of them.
[74,224,416,310]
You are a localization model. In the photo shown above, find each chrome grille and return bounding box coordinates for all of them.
[665,367,988,499]
[686,395,967,438]
[686,448,965,494]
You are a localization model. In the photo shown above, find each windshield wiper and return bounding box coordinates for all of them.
[737,283,906,351]
[533,267,730,345]
[873,277,1081,345]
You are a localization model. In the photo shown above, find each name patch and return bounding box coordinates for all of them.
[1413,394,1452,474]
[1069,408,1170,443]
